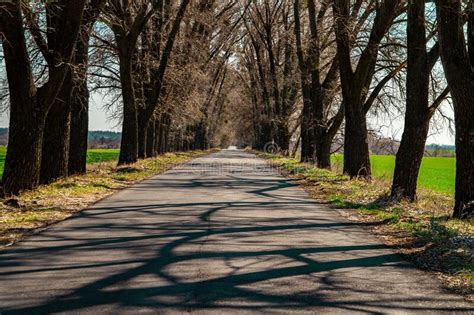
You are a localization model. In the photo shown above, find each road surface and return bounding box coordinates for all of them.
[0,150,471,314]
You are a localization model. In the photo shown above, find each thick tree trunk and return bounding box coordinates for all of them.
[453,106,474,218]
[343,99,371,178]
[68,78,89,175]
[1,0,85,194]
[278,121,290,154]
[317,105,345,169]
[436,0,474,218]
[334,0,400,179]
[317,136,332,169]
[40,74,73,184]
[118,52,139,165]
[0,2,44,194]
[3,103,46,195]
[391,0,432,200]
[392,119,430,200]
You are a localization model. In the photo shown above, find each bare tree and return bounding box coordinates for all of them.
[333,0,401,178]
[0,0,87,194]
[103,0,158,164]
[294,0,344,167]
[391,0,447,201]
[436,0,474,218]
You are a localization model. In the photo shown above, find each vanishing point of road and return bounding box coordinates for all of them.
[0,150,472,314]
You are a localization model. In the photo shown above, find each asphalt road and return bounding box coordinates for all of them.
[0,149,472,314]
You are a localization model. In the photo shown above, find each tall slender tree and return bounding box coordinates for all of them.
[69,0,107,175]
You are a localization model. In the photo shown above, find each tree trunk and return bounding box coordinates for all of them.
[392,119,430,200]
[0,2,44,194]
[1,0,85,194]
[118,50,139,165]
[137,112,149,159]
[3,103,46,195]
[300,93,315,163]
[317,136,332,169]
[391,0,432,200]
[334,0,400,179]
[343,98,371,178]
[40,74,73,184]
[68,0,105,175]
[146,118,156,157]
[453,102,474,218]
[155,116,163,154]
[68,77,89,175]
[436,0,474,218]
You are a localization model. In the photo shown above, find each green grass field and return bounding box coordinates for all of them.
[0,147,119,176]
[332,154,456,195]
[86,149,120,163]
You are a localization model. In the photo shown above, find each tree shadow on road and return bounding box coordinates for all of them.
[0,164,471,313]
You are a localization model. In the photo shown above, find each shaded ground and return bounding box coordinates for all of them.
[0,150,471,314]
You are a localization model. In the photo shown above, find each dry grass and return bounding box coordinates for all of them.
[257,152,473,301]
[0,150,216,248]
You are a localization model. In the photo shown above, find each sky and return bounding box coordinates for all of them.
[0,92,455,146]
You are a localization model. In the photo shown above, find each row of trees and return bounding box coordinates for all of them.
[0,0,242,195]
[236,0,472,219]
[1,0,472,218]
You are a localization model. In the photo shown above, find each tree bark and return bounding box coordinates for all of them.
[294,0,315,163]
[146,117,156,157]
[40,72,73,184]
[343,97,372,177]
[69,0,105,175]
[333,0,400,178]
[117,45,139,165]
[137,111,149,159]
[136,0,191,156]
[294,0,342,166]
[436,0,474,218]
[68,73,90,175]
[392,0,437,200]
[0,0,86,194]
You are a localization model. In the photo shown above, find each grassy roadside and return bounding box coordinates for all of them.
[257,152,473,301]
[0,150,217,248]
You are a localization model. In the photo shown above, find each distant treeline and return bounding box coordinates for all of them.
[425,144,456,157]
[0,129,121,149]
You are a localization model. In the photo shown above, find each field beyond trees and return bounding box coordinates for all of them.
[332,154,456,195]
[0,147,119,175]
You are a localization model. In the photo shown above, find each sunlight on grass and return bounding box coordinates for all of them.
[331,154,456,194]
